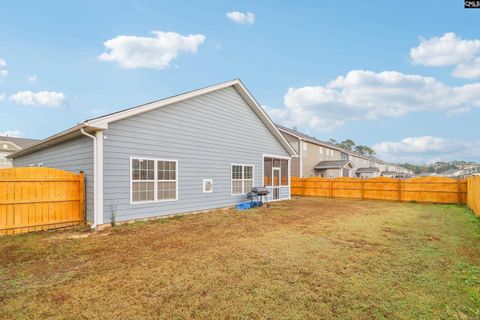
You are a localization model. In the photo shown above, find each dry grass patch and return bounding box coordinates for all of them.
[1,198,479,319]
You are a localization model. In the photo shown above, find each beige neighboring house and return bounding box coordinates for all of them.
[0,136,39,168]
[379,163,414,178]
[278,125,349,178]
[278,125,382,178]
[277,125,405,179]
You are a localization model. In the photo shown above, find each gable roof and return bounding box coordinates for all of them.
[0,136,39,149]
[11,79,297,158]
[439,168,463,175]
[314,160,354,169]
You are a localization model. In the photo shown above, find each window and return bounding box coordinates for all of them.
[319,147,323,155]
[2,144,7,149]
[157,160,177,200]
[231,164,254,195]
[131,158,177,203]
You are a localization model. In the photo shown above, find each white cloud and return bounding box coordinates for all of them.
[451,58,480,79]
[445,107,470,116]
[0,129,23,137]
[410,33,480,79]
[98,31,206,70]
[266,70,480,132]
[0,58,7,79]
[9,90,66,107]
[226,11,255,25]
[0,93,5,101]
[27,74,38,83]
[373,136,480,164]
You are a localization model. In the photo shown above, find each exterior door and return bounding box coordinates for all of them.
[272,168,280,200]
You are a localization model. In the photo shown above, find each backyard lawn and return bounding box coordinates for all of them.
[1,198,479,319]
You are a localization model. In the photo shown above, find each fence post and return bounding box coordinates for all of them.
[79,172,86,222]
[301,178,305,196]
[330,179,334,198]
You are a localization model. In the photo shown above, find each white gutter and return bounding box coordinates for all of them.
[299,139,304,178]
[80,128,98,229]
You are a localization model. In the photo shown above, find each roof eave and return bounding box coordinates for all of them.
[8,124,104,159]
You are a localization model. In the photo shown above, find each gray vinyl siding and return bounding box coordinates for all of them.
[12,136,94,221]
[103,86,290,223]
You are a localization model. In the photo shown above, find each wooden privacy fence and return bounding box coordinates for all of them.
[0,167,85,235]
[467,176,480,216]
[291,176,467,204]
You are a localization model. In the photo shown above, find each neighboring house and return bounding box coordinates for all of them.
[356,166,380,178]
[0,136,38,168]
[277,125,384,178]
[439,166,478,179]
[380,164,414,178]
[439,168,463,178]
[419,172,437,177]
[10,80,297,227]
[314,160,355,178]
[345,151,379,178]
[277,125,346,178]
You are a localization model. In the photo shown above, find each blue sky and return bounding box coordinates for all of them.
[0,0,479,164]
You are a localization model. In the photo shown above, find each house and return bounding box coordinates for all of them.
[380,164,414,178]
[419,172,437,177]
[439,166,478,179]
[9,80,297,227]
[277,125,385,178]
[439,168,464,178]
[0,136,38,168]
[345,151,380,178]
[277,125,351,178]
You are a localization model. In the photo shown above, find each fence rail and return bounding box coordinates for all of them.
[0,167,85,235]
[467,176,480,216]
[291,176,467,204]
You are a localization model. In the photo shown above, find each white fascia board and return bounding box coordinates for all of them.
[233,82,297,157]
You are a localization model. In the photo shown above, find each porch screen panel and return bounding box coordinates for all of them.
[264,158,272,186]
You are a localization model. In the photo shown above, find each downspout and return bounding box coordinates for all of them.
[80,128,98,229]
[299,139,304,178]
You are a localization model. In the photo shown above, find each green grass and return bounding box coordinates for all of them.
[1,198,479,319]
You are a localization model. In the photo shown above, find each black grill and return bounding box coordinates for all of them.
[246,187,270,208]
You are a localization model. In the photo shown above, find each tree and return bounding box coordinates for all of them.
[328,139,338,145]
[339,139,355,151]
[354,145,375,156]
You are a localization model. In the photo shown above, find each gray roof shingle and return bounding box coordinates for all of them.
[0,136,39,149]
[314,160,352,169]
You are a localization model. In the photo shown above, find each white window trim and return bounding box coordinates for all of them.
[231,164,254,196]
[130,156,178,204]
[203,179,213,193]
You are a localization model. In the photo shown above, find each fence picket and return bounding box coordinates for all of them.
[291,176,468,205]
[0,168,85,235]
